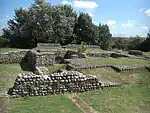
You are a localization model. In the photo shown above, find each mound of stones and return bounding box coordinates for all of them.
[8,71,102,98]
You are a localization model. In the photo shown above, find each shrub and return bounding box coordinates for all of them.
[0,37,9,47]
[77,42,87,53]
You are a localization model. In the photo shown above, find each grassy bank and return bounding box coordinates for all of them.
[78,69,150,113]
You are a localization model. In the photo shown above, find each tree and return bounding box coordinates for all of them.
[74,13,93,44]
[29,0,54,42]
[51,5,77,45]
[127,35,144,50]
[98,24,112,49]
[0,36,9,47]
[138,29,150,51]
[3,8,37,48]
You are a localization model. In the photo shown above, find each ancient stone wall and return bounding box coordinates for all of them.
[0,50,28,64]
[8,71,102,98]
[66,60,148,72]
[86,52,112,58]
[64,50,86,59]
[37,43,61,47]
[64,44,101,49]
[20,50,55,73]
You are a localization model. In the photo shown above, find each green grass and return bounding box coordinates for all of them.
[78,69,150,113]
[9,95,83,113]
[47,64,66,74]
[144,52,150,56]
[0,64,24,76]
[84,48,105,53]
[34,46,64,50]
[80,67,140,84]
[86,57,150,66]
[0,48,27,53]
[0,64,28,89]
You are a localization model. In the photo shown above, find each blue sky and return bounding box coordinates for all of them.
[0,0,150,37]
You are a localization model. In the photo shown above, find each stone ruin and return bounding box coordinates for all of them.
[8,71,102,98]
[20,50,55,75]
[0,50,28,64]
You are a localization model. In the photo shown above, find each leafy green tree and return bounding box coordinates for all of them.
[74,13,93,44]
[3,8,37,48]
[29,0,54,42]
[0,36,9,47]
[127,35,144,50]
[98,24,112,49]
[138,29,150,51]
[52,5,77,45]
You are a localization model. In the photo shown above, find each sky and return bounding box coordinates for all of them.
[0,0,150,37]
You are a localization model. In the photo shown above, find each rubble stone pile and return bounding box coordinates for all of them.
[8,71,102,98]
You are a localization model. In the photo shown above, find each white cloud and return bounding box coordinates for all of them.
[61,0,72,5]
[121,20,135,27]
[141,26,149,30]
[144,9,150,16]
[107,20,116,26]
[73,1,98,9]
[122,23,133,27]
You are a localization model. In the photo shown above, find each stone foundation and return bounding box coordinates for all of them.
[0,50,28,64]
[20,50,55,73]
[8,71,102,98]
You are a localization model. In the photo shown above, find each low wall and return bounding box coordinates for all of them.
[64,44,101,49]
[66,62,148,72]
[0,50,28,64]
[86,52,112,58]
[20,50,55,73]
[8,71,102,98]
[37,43,61,47]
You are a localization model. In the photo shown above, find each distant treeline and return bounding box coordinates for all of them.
[1,0,111,49]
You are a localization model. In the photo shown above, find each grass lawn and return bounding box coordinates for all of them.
[144,52,150,56]
[0,64,25,77]
[84,48,105,53]
[34,46,64,50]
[78,69,150,113]
[86,57,150,66]
[80,67,141,84]
[0,64,28,89]
[8,95,83,113]
[0,48,27,53]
